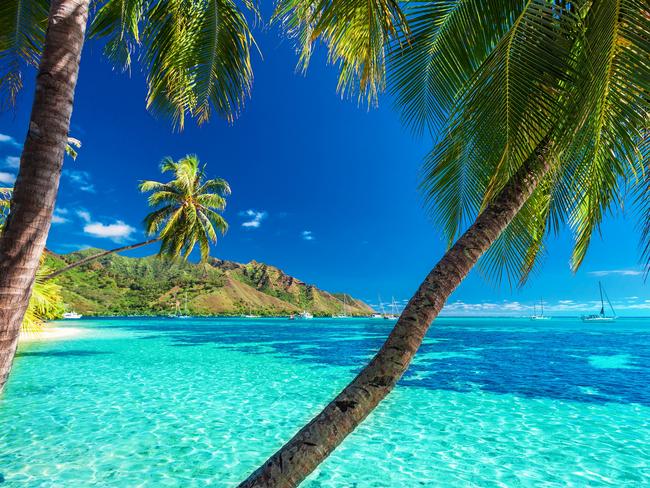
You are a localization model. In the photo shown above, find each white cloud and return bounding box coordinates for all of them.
[240,209,267,228]
[84,220,135,242]
[302,230,314,241]
[440,297,650,316]
[0,172,16,184]
[63,170,95,192]
[76,209,91,223]
[588,268,644,277]
[52,208,70,224]
[4,156,19,169]
[0,133,21,148]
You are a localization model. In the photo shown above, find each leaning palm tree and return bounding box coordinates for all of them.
[0,0,255,392]
[44,155,230,281]
[240,0,649,485]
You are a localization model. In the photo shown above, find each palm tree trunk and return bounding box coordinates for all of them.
[239,139,553,487]
[0,0,90,394]
[44,238,160,281]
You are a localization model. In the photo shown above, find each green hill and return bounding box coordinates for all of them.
[45,250,374,317]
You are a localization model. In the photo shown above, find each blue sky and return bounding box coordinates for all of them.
[0,24,647,316]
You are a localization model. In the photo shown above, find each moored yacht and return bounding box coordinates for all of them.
[530,299,551,320]
[582,282,617,322]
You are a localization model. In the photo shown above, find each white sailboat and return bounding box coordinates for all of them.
[384,297,398,320]
[334,295,350,318]
[530,298,551,320]
[242,304,260,318]
[582,282,617,322]
[170,294,190,319]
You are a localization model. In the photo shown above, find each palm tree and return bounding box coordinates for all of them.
[0,0,255,392]
[44,155,230,281]
[240,1,649,485]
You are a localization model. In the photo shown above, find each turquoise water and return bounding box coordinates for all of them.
[2,317,649,486]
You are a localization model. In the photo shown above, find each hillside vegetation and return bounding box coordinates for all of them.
[45,250,374,317]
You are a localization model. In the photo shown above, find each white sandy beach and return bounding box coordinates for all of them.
[19,326,87,343]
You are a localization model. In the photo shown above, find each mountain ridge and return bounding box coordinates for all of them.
[45,250,374,317]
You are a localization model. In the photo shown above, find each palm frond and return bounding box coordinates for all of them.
[637,133,649,271]
[0,0,49,106]
[23,258,64,332]
[199,177,231,195]
[141,0,256,128]
[421,0,584,247]
[143,0,200,128]
[565,0,650,270]
[0,186,11,230]
[274,0,408,105]
[390,0,528,134]
[89,0,147,71]
[192,0,255,124]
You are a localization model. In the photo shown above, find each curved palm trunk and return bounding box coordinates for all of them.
[0,0,90,394]
[44,238,160,281]
[239,140,553,487]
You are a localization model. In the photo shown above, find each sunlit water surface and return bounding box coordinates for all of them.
[2,317,649,486]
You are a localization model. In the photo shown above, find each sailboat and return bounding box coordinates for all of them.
[334,295,350,318]
[242,304,260,318]
[170,294,190,319]
[581,282,617,322]
[530,298,551,320]
[384,297,398,320]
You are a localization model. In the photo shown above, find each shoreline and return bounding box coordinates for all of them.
[19,326,88,343]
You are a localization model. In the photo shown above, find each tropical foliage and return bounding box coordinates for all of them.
[0,187,9,230]
[140,154,230,261]
[0,193,64,329]
[279,0,648,284]
[274,0,409,105]
[0,0,257,126]
[23,258,65,332]
[45,250,371,316]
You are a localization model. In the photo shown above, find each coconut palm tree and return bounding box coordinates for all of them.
[44,155,230,281]
[240,0,649,485]
[0,0,255,392]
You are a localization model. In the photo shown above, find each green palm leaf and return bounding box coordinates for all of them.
[0,186,11,230]
[400,0,648,284]
[274,0,408,105]
[0,0,49,105]
[389,0,528,134]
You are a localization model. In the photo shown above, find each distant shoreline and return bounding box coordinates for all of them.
[50,314,650,320]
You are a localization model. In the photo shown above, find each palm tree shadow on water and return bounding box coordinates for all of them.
[102,318,650,407]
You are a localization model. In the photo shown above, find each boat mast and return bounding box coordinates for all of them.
[599,281,605,316]
[540,298,544,316]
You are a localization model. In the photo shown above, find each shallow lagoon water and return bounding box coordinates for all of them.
[1,317,649,486]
